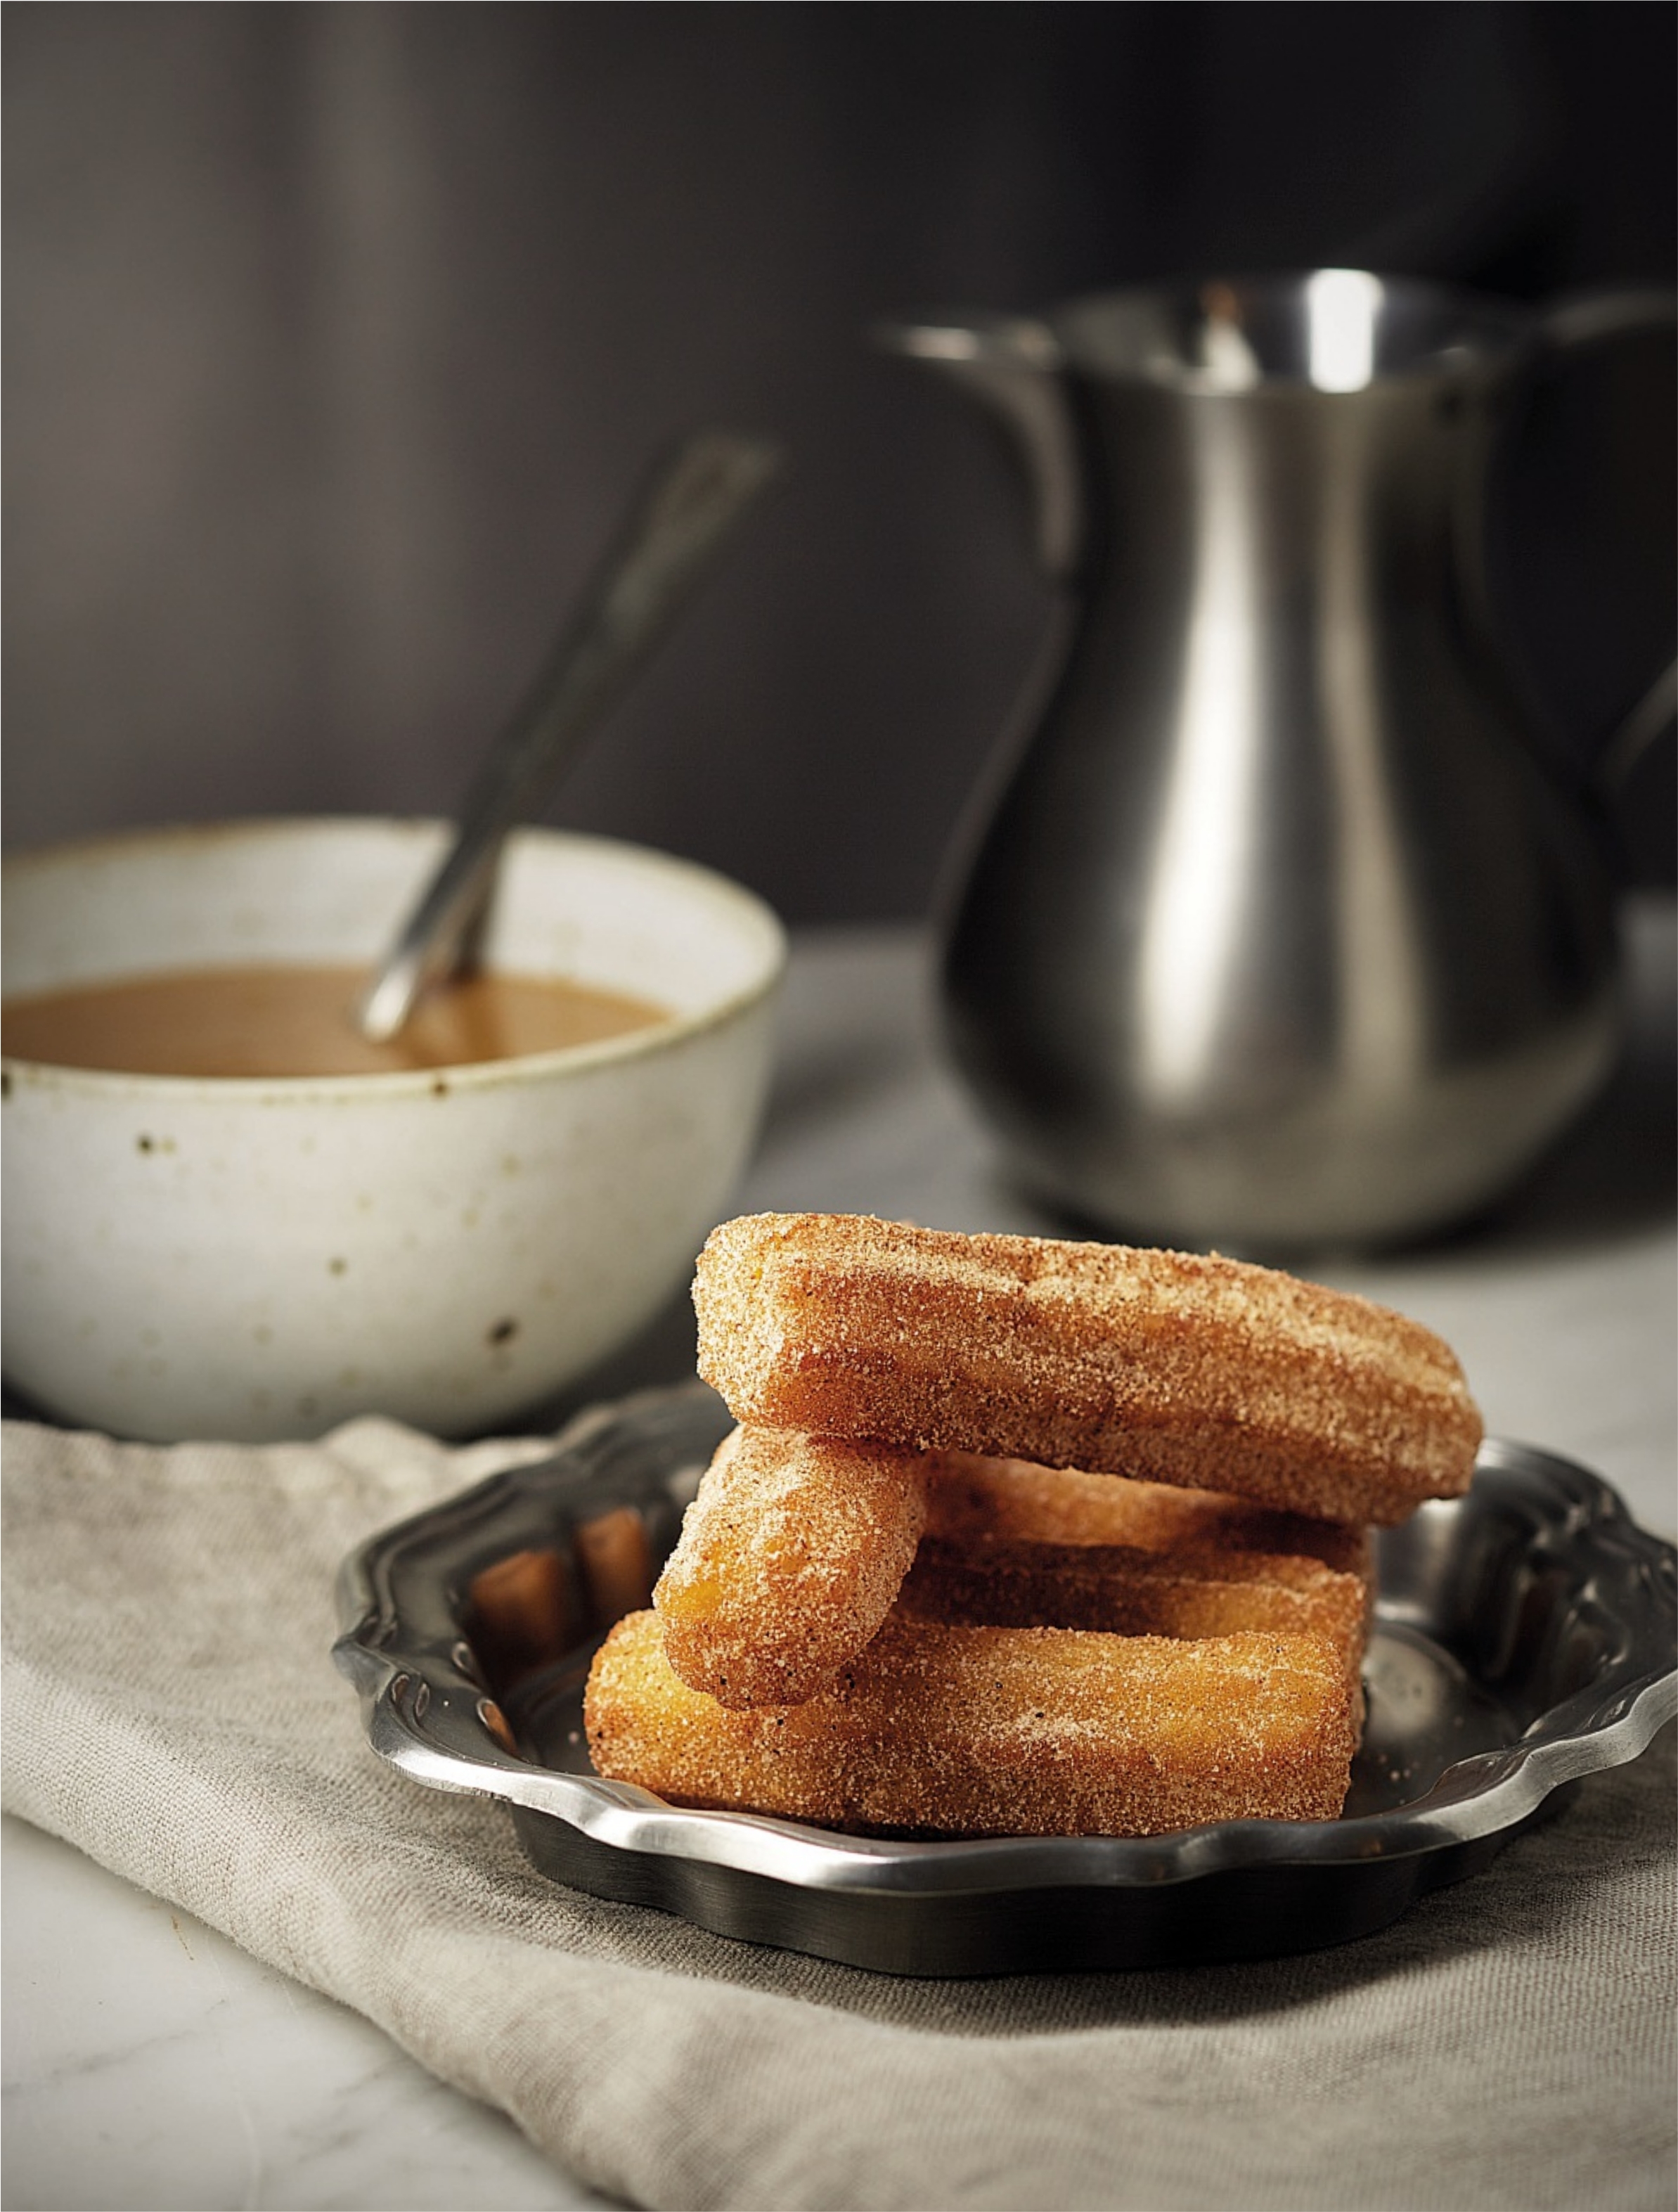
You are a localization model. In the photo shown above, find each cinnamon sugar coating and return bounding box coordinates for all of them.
[926,1453,1374,1581]
[695,1214,1480,1524]
[657,1430,1372,1711]
[586,1611,1358,1837]
[654,1426,928,1708]
[900,1535,1369,1679]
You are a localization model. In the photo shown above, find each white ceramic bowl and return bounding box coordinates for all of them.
[2,818,785,1442]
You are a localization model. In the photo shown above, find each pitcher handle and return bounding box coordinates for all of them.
[1537,287,1677,353]
[875,314,1085,582]
[1532,288,1677,795]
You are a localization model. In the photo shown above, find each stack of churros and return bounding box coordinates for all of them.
[584,1213,1482,1839]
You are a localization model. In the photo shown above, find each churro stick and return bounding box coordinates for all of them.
[695,1214,1480,1524]
[926,1452,1374,1581]
[654,1426,928,1708]
[661,1430,1372,1708]
[586,1612,1358,1837]
[899,1535,1369,1678]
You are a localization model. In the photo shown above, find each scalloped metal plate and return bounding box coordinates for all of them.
[334,1380,1676,1976]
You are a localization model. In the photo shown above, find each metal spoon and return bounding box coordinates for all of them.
[359,428,784,1043]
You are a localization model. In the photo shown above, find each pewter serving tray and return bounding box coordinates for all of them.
[333,1381,1677,1976]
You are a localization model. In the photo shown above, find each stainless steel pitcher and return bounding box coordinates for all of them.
[885,271,1674,1249]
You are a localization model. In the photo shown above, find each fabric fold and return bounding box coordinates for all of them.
[4,1415,1671,2212]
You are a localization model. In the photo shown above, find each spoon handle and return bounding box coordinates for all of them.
[359,428,784,1043]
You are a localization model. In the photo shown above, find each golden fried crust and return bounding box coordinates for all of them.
[899,1535,1369,1679]
[694,1214,1480,1524]
[925,1453,1374,1581]
[653,1426,929,1708]
[586,1611,1358,1837]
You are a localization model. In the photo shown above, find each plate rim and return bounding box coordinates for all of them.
[333,1380,1678,1901]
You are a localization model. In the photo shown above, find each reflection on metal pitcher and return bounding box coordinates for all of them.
[885,271,1676,1247]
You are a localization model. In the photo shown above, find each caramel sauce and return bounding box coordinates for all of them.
[1,964,670,1078]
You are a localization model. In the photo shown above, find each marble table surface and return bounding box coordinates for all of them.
[5,905,1674,2211]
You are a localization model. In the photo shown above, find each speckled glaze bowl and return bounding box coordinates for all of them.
[2,818,784,1442]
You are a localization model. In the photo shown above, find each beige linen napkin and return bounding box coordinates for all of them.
[4,1413,1672,2212]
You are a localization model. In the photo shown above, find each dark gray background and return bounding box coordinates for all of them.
[6,1,1673,922]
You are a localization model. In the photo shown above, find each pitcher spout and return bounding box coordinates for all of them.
[876,312,1084,581]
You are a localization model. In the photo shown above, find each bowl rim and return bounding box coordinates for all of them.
[1,816,787,1100]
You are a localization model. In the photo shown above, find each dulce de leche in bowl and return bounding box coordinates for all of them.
[1,817,785,1442]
